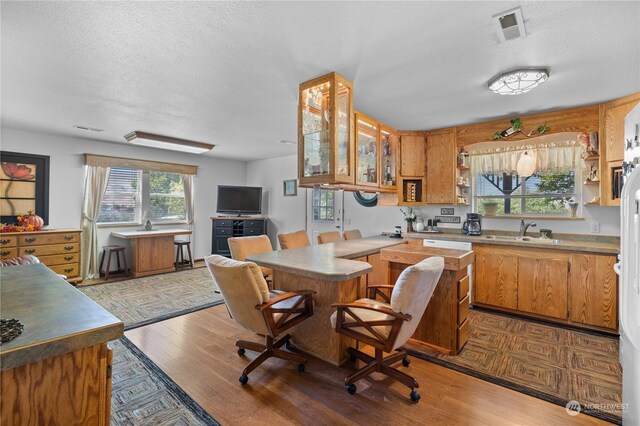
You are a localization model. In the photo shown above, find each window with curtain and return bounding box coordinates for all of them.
[312,188,335,221]
[98,169,186,224]
[474,170,576,216]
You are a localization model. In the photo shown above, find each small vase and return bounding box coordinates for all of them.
[568,202,578,218]
[415,219,424,232]
[406,221,414,233]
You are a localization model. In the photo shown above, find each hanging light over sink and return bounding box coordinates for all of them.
[516,151,536,176]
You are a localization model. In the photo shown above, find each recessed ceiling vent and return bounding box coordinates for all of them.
[493,7,527,42]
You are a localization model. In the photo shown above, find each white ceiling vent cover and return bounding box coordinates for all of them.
[493,7,527,42]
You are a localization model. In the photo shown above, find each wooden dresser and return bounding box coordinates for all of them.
[0,229,82,282]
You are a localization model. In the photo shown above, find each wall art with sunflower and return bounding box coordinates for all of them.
[0,151,49,225]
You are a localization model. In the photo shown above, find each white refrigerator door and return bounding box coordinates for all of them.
[620,167,640,425]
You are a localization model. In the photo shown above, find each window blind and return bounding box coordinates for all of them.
[98,168,141,223]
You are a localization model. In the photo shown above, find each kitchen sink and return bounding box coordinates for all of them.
[482,235,562,244]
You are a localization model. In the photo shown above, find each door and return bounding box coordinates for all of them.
[570,253,618,329]
[426,131,456,204]
[473,245,518,309]
[306,188,343,244]
[518,257,569,319]
[399,135,425,177]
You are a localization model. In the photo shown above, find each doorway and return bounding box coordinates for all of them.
[306,188,343,244]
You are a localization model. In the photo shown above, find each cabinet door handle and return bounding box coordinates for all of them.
[64,235,74,241]
[1,251,10,256]
[64,256,74,261]
[64,268,74,273]
[25,237,36,243]
[64,246,73,251]
[0,239,10,245]
[25,249,36,254]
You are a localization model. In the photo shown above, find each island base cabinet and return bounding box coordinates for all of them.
[570,253,618,330]
[1,343,112,426]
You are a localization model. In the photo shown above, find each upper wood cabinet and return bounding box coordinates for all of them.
[604,94,640,162]
[425,130,456,204]
[473,245,518,310]
[570,253,618,330]
[298,72,354,187]
[399,135,425,177]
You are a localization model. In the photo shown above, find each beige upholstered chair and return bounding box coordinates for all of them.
[342,229,363,241]
[330,257,444,402]
[228,235,274,280]
[317,231,342,244]
[205,255,315,384]
[277,230,310,250]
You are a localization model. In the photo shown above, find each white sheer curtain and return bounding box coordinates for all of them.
[81,165,110,279]
[181,174,195,246]
[467,132,581,176]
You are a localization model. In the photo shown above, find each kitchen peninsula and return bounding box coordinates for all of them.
[247,237,474,365]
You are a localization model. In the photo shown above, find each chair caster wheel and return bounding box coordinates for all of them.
[298,364,305,373]
[237,348,245,357]
[285,340,292,350]
[349,353,357,362]
[410,390,420,402]
[402,357,410,367]
[239,375,249,385]
[347,384,357,395]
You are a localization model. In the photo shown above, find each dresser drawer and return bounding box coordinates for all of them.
[457,275,469,301]
[20,243,79,256]
[458,295,470,325]
[244,220,264,228]
[49,263,80,277]
[19,232,79,246]
[457,319,470,350]
[214,220,233,228]
[0,236,17,247]
[39,253,80,266]
[243,227,264,236]
[214,227,233,236]
[0,247,17,259]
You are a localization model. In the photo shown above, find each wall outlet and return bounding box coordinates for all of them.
[590,221,600,233]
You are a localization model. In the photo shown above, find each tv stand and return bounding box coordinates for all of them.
[211,217,267,257]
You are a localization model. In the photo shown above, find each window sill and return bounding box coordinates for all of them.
[481,215,584,221]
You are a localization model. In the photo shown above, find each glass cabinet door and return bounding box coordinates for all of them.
[355,113,379,186]
[379,124,398,189]
[298,72,354,185]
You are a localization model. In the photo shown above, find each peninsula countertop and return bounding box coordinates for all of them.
[111,228,192,239]
[247,236,407,281]
[0,264,124,371]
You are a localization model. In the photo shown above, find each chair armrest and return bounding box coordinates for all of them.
[331,301,412,322]
[365,285,393,303]
[257,290,315,310]
[366,285,394,290]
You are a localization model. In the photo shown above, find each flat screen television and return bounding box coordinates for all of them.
[216,185,262,216]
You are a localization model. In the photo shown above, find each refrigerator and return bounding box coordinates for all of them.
[617,103,640,425]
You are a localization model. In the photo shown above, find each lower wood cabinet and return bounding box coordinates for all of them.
[473,245,518,310]
[472,244,617,332]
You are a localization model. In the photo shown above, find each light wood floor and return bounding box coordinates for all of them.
[125,305,611,426]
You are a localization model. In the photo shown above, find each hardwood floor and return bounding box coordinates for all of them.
[125,305,610,426]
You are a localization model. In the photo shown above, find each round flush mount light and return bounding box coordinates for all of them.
[488,68,549,95]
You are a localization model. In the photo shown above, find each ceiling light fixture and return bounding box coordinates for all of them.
[124,131,214,154]
[488,68,549,95]
[516,151,536,176]
[74,125,104,132]
[279,140,297,145]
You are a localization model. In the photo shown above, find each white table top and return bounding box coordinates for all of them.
[111,228,192,239]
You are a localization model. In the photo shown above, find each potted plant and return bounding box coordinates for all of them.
[483,202,499,216]
[400,207,417,233]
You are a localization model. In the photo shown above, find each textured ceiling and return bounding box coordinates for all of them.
[1,1,639,161]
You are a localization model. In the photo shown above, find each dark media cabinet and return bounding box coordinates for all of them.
[211,217,267,257]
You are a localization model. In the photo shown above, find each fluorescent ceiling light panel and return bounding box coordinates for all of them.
[124,131,214,154]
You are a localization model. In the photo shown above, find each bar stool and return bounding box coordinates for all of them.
[174,241,194,269]
[99,246,128,280]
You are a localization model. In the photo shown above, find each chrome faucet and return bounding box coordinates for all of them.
[519,219,537,237]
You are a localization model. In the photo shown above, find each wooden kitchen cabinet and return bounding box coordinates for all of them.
[604,94,640,162]
[517,256,569,320]
[473,245,518,310]
[399,134,425,177]
[425,129,457,204]
[570,253,618,329]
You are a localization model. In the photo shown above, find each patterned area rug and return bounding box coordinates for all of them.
[405,309,622,424]
[79,268,224,425]
[79,267,224,330]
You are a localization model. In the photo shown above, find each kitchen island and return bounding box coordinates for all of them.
[1,263,123,425]
[247,237,473,365]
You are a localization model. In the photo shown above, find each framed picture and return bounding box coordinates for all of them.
[1,151,50,225]
[283,179,297,197]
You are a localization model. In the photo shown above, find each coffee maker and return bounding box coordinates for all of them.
[462,213,482,236]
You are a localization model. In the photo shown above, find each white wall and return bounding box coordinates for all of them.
[248,155,621,239]
[1,127,247,262]
[246,155,306,248]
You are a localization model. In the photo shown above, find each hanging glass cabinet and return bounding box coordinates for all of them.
[355,112,379,187]
[379,124,399,190]
[298,72,354,186]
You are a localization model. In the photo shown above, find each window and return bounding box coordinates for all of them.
[312,188,335,221]
[474,170,576,216]
[98,168,185,224]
